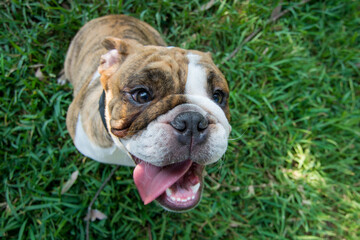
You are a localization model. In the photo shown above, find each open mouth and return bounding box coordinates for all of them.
[132,155,205,211]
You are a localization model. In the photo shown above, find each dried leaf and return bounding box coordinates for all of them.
[230,222,241,227]
[35,68,45,81]
[84,209,108,222]
[302,199,312,205]
[248,185,255,196]
[61,170,79,194]
[271,0,283,20]
[262,47,269,56]
[29,64,44,68]
[197,0,216,12]
[7,67,17,77]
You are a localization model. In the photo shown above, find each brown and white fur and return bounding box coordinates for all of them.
[64,15,231,212]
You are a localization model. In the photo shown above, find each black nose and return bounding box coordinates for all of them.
[170,112,209,145]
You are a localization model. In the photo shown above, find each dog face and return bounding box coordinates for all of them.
[99,37,231,211]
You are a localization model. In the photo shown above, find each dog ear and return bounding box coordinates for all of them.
[205,51,212,59]
[101,37,142,54]
[98,37,142,89]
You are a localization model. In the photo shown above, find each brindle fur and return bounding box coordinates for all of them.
[65,15,166,147]
[65,15,230,148]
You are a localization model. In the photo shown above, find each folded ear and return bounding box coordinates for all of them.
[98,37,143,90]
[205,51,212,59]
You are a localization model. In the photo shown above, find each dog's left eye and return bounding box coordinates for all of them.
[213,90,225,105]
[131,88,152,104]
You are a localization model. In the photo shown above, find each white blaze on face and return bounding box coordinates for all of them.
[185,53,208,97]
[185,53,231,136]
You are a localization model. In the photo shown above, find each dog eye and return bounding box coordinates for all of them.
[131,88,152,104]
[212,90,225,105]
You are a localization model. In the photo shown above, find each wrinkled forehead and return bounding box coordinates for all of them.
[110,46,228,96]
[106,45,230,136]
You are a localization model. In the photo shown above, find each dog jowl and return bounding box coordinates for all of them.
[64,15,231,212]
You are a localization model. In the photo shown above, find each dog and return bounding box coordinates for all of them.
[64,15,231,212]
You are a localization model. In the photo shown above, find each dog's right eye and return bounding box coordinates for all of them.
[131,88,152,104]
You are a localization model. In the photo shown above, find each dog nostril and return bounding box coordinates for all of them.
[170,112,208,133]
[172,120,186,132]
[198,119,208,131]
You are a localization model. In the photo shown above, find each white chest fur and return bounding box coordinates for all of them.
[74,114,135,166]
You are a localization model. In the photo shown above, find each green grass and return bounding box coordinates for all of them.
[1,0,359,239]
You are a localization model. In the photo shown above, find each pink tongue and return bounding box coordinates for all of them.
[133,160,192,205]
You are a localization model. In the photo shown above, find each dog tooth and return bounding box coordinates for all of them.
[181,199,186,202]
[171,196,176,201]
[187,197,191,201]
[177,198,181,202]
[166,188,172,197]
[191,196,195,200]
[190,183,200,194]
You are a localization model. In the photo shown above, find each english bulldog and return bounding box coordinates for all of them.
[64,15,231,212]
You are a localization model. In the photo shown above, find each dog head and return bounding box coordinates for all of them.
[98,37,231,212]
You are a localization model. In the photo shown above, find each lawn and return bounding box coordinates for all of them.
[1,0,359,239]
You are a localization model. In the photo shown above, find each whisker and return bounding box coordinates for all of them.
[228,128,248,141]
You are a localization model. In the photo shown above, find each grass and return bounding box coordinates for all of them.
[1,0,359,239]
